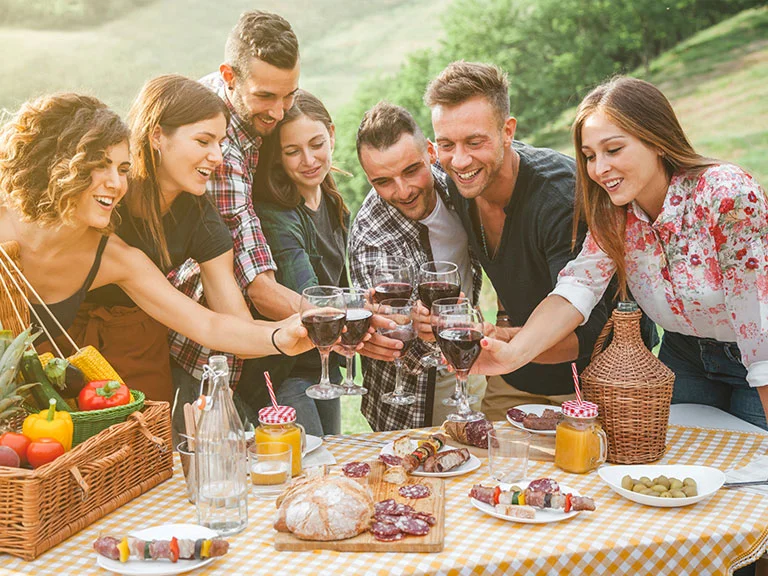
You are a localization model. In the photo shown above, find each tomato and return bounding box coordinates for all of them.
[26,438,65,469]
[0,432,31,466]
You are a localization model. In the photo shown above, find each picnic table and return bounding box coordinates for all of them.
[2,423,767,575]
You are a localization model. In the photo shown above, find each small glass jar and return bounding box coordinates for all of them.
[554,400,607,474]
[254,406,305,477]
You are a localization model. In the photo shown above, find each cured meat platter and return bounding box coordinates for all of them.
[274,461,445,552]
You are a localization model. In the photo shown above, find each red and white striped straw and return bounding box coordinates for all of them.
[571,362,584,405]
[263,371,280,411]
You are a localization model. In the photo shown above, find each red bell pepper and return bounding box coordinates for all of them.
[169,537,179,563]
[78,380,131,411]
[27,438,65,468]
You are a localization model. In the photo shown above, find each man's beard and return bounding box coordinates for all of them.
[230,89,269,138]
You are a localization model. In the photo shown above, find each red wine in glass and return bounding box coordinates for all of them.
[341,308,373,347]
[382,325,416,355]
[437,327,484,371]
[302,311,346,348]
[373,282,413,304]
[418,281,461,308]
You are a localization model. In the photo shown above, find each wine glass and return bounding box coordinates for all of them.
[430,297,479,406]
[339,287,371,396]
[300,286,346,400]
[377,298,417,405]
[372,255,414,304]
[418,261,461,367]
[436,307,486,422]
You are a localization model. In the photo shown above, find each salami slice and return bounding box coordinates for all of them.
[409,511,436,526]
[373,531,406,542]
[370,521,402,540]
[342,461,371,478]
[374,513,402,525]
[506,407,526,422]
[398,483,431,499]
[379,454,403,467]
[391,503,415,516]
[374,499,398,515]
[395,516,430,536]
[527,478,560,493]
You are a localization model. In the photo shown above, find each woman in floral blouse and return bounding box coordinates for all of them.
[474,76,768,430]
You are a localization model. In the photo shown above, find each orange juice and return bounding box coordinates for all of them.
[255,422,303,476]
[555,418,604,473]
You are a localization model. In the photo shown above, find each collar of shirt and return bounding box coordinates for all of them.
[628,171,689,237]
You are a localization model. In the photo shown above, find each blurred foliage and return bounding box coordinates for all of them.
[0,0,157,29]
[333,0,765,215]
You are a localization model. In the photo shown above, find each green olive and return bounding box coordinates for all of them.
[633,484,647,493]
[639,476,651,485]
[651,484,667,493]
[683,477,697,488]
[682,485,698,497]
[659,491,672,498]
[669,479,683,490]
[670,490,686,498]
[621,475,634,490]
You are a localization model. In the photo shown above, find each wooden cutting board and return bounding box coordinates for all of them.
[274,461,445,552]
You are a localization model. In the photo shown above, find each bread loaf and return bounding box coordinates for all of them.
[274,476,374,541]
[382,465,407,485]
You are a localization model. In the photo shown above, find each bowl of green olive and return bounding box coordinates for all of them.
[598,465,725,507]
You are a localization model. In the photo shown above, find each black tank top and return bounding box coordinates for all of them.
[31,235,109,341]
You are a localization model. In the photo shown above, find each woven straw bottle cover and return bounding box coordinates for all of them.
[580,301,675,464]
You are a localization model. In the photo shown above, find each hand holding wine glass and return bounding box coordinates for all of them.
[436,307,486,422]
[300,286,346,400]
[372,255,414,304]
[338,288,371,396]
[430,297,478,406]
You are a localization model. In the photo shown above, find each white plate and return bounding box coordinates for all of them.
[379,442,481,477]
[598,464,725,508]
[244,432,322,457]
[470,480,582,524]
[96,523,221,576]
[505,404,561,436]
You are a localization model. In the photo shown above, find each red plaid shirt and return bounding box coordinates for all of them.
[167,72,277,385]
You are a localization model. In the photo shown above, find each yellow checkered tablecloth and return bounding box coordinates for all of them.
[1,425,767,576]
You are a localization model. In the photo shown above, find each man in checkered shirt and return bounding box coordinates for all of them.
[167,11,304,416]
[349,102,484,431]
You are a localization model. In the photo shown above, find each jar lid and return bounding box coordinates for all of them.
[258,405,297,424]
[561,400,599,418]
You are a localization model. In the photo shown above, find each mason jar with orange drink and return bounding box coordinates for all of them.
[254,405,305,477]
[554,400,607,474]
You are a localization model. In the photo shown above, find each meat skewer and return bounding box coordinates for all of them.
[422,448,470,473]
[93,536,229,563]
[470,481,596,513]
[402,434,446,473]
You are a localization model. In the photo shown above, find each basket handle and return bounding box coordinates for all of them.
[591,317,615,361]
[128,410,168,453]
[68,444,132,501]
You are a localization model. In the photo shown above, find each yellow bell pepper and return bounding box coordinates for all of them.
[22,398,73,452]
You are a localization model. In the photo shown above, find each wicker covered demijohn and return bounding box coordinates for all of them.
[580,301,674,464]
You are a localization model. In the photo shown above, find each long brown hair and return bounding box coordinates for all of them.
[0,93,128,232]
[255,90,349,229]
[571,76,716,298]
[128,74,229,269]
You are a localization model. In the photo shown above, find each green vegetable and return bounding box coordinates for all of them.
[20,350,71,412]
[45,358,68,390]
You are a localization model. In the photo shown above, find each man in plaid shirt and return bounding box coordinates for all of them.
[168,11,303,414]
[349,102,483,431]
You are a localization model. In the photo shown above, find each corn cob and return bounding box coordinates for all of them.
[67,346,124,384]
[38,352,55,369]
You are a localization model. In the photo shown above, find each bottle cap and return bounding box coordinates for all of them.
[561,400,599,418]
[258,405,297,424]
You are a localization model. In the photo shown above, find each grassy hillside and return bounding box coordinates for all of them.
[528,6,768,185]
[0,0,449,116]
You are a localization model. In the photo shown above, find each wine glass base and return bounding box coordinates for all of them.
[306,384,344,400]
[381,392,416,406]
[341,385,368,396]
[446,410,486,422]
[442,394,479,406]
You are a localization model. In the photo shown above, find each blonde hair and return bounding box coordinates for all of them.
[127,74,229,269]
[0,93,129,232]
[572,76,715,298]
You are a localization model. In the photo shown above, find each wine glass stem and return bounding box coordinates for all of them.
[456,372,472,415]
[320,349,331,386]
[345,353,355,386]
[393,360,405,396]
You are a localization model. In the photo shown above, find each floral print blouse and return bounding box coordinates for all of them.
[551,164,768,387]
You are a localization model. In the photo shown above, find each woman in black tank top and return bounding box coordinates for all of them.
[0,93,324,385]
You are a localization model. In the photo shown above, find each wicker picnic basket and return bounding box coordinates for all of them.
[580,302,675,464]
[0,241,29,335]
[0,400,173,560]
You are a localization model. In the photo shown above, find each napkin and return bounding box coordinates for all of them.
[726,455,768,496]
[302,445,336,469]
